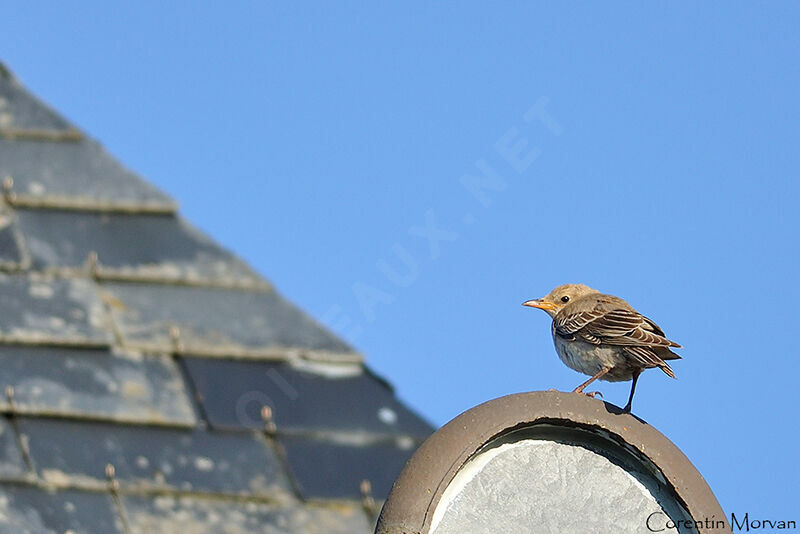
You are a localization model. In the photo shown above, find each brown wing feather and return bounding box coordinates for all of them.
[623,346,676,378]
[557,307,681,348]
[554,310,605,337]
[583,309,681,348]
[555,297,681,376]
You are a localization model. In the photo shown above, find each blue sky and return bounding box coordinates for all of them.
[4,2,798,521]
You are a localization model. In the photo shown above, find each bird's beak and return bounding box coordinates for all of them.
[522,299,557,311]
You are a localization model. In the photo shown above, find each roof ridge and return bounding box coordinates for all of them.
[0,62,14,81]
[0,68,179,213]
[0,63,429,532]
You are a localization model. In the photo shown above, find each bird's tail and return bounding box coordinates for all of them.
[659,361,676,379]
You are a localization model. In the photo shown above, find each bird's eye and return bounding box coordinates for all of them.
[561,296,570,303]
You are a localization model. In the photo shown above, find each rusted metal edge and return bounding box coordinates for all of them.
[0,335,111,350]
[0,317,358,366]
[2,404,424,445]
[0,262,274,292]
[271,427,426,447]
[0,257,30,273]
[127,341,364,364]
[0,474,298,506]
[94,267,273,291]
[0,468,380,516]
[376,391,730,534]
[4,193,178,214]
[1,178,176,214]
[0,128,84,142]
[0,405,197,429]
[0,473,38,486]
[47,475,296,506]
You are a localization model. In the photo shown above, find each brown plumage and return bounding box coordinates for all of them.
[523,284,681,412]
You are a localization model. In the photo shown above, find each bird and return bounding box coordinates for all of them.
[523,284,681,412]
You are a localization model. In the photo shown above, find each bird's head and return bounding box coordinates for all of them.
[522,283,598,318]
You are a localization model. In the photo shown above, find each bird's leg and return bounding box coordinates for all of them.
[622,369,642,413]
[572,367,611,397]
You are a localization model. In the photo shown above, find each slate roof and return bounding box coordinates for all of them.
[0,62,432,534]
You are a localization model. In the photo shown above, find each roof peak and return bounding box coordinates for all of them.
[0,62,12,81]
[0,60,432,533]
[0,64,178,212]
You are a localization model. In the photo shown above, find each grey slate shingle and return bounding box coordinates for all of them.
[122,495,372,534]
[182,356,433,437]
[0,66,72,132]
[0,345,195,425]
[0,62,431,533]
[0,485,124,534]
[0,205,27,270]
[18,418,292,497]
[15,208,264,285]
[278,434,418,500]
[0,273,110,346]
[0,138,176,212]
[0,417,27,479]
[103,282,355,358]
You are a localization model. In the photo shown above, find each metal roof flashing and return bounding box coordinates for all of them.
[375,391,730,534]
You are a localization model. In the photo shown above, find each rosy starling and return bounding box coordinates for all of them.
[523,284,681,412]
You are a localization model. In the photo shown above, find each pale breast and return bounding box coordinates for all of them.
[551,326,633,382]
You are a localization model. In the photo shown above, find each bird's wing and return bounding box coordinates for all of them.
[553,310,605,338]
[623,346,677,378]
[556,307,681,348]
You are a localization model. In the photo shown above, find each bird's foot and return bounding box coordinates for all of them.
[575,390,603,399]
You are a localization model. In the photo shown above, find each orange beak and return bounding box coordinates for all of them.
[522,299,557,311]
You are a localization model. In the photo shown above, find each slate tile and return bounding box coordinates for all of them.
[0,210,25,269]
[0,68,72,132]
[103,282,353,357]
[278,435,418,500]
[0,485,124,534]
[18,418,292,497]
[0,138,174,211]
[0,345,195,425]
[0,417,27,479]
[182,357,433,437]
[0,274,110,345]
[123,495,372,534]
[15,209,263,285]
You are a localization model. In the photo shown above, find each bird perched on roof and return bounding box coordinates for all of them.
[523,284,681,412]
